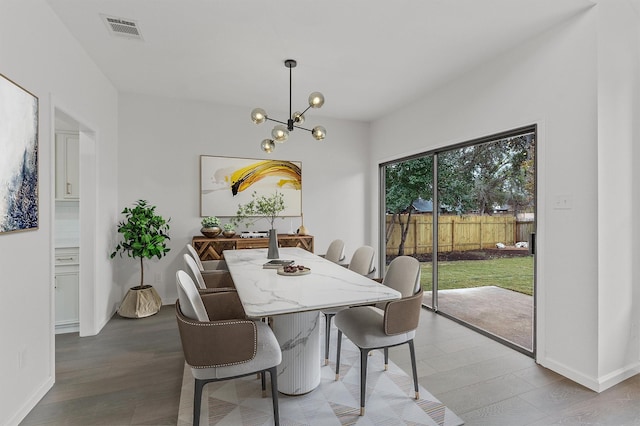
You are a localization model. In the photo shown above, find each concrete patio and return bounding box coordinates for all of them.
[424,286,533,351]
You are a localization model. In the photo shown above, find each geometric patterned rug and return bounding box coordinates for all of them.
[178,324,464,426]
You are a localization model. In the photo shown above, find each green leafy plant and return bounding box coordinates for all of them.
[110,200,171,289]
[223,223,235,232]
[201,216,220,227]
[232,191,285,229]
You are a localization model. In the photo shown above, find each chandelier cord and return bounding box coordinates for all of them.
[289,65,293,130]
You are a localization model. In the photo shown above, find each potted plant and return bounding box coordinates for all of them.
[233,191,285,259]
[222,222,236,238]
[110,200,171,318]
[201,216,222,238]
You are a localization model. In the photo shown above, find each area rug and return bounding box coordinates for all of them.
[177,325,464,425]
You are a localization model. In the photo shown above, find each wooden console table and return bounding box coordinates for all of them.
[192,234,314,261]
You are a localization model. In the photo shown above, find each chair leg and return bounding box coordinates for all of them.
[335,329,343,381]
[384,347,389,371]
[261,370,266,397]
[359,348,369,416]
[268,366,280,426]
[193,379,206,426]
[324,313,334,365]
[408,340,420,399]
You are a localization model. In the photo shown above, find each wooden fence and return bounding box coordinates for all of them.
[515,220,535,243]
[386,214,533,255]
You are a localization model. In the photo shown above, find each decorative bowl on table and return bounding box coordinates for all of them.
[277,264,311,276]
[201,226,222,238]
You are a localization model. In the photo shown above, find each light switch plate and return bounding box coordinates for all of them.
[553,194,572,210]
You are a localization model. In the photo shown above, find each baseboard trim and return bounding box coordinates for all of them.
[6,376,54,426]
[539,357,640,392]
[596,362,640,392]
[55,322,79,334]
[539,357,599,391]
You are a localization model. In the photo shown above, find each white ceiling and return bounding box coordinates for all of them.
[47,0,593,122]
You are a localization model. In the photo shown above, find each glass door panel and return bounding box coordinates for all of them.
[383,155,434,308]
[435,132,536,353]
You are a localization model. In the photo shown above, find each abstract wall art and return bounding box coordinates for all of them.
[0,74,39,234]
[200,155,302,217]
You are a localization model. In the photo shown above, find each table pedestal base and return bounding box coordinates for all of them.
[272,311,321,395]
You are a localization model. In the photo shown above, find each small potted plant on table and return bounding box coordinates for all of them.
[201,216,222,238]
[222,223,236,238]
[233,191,285,259]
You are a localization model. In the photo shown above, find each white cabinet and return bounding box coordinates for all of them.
[55,132,80,200]
[55,247,79,334]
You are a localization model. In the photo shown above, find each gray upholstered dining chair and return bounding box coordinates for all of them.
[175,270,282,426]
[341,245,376,277]
[321,239,345,264]
[187,243,228,271]
[322,245,375,365]
[183,253,235,290]
[334,256,423,416]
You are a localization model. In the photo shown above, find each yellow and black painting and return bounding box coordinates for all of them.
[200,156,302,217]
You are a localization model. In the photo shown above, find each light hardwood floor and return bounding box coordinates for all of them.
[21,305,640,425]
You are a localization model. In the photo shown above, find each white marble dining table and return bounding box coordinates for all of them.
[223,247,401,395]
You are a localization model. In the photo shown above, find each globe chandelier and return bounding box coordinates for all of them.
[251,59,326,153]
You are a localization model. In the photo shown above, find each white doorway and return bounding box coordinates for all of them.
[53,107,97,336]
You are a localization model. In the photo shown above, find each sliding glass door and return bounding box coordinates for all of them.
[380,126,536,354]
[383,155,435,307]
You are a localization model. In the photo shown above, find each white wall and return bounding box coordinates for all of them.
[595,0,640,387]
[370,9,608,389]
[117,93,370,303]
[632,0,640,391]
[370,4,640,392]
[0,1,119,425]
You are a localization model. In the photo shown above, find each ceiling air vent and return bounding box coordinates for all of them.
[101,14,143,40]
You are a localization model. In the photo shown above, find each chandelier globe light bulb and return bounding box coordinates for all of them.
[292,111,305,124]
[308,92,325,108]
[251,108,267,124]
[261,139,275,153]
[271,125,289,142]
[312,125,326,141]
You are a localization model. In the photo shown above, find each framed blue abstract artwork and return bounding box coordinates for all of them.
[0,74,39,234]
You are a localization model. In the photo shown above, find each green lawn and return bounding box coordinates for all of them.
[419,256,534,295]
